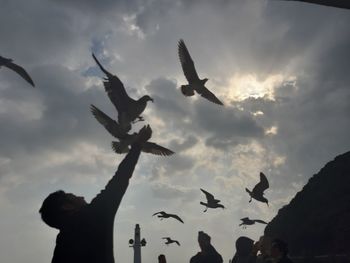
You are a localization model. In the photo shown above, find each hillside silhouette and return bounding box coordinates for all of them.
[265,151,350,256]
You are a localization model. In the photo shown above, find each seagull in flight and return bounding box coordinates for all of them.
[246,172,269,206]
[0,55,35,87]
[92,53,153,131]
[90,104,174,156]
[152,211,184,224]
[162,237,180,246]
[239,217,268,229]
[178,39,223,105]
[200,188,225,212]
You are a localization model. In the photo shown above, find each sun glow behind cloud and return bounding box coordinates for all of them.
[226,74,296,102]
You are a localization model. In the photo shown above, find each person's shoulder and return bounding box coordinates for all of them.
[279,256,294,263]
[190,252,203,263]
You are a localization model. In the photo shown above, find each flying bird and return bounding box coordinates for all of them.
[92,53,153,130]
[162,237,180,246]
[239,217,268,229]
[0,55,35,87]
[152,211,184,223]
[90,104,174,156]
[280,0,350,10]
[246,172,269,206]
[200,188,225,212]
[177,39,223,105]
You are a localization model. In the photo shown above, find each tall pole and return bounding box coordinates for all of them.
[129,224,146,263]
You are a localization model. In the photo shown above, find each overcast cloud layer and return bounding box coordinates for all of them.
[0,0,349,262]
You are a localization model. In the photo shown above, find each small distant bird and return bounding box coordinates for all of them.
[162,237,180,246]
[281,0,350,10]
[0,55,35,87]
[152,211,184,223]
[246,172,269,206]
[200,188,225,212]
[91,104,174,156]
[177,39,223,105]
[92,53,153,130]
[239,217,268,229]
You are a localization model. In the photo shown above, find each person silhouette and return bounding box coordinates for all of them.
[231,236,257,263]
[39,125,152,263]
[158,254,167,263]
[190,231,223,263]
[270,239,294,263]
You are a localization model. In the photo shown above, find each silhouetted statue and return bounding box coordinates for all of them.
[39,125,152,263]
[177,39,223,105]
[0,55,35,87]
[282,0,350,10]
[162,237,181,246]
[200,188,225,212]
[190,231,223,263]
[158,254,167,263]
[246,172,269,206]
[231,236,257,263]
[270,239,294,263]
[92,53,153,132]
[153,211,184,223]
[239,217,268,228]
[90,105,174,156]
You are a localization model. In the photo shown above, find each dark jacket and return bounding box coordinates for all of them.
[52,145,141,263]
[190,244,223,263]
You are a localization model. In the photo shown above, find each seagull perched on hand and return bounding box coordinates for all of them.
[200,188,225,212]
[162,237,180,246]
[0,55,35,87]
[92,53,153,131]
[90,104,174,156]
[246,172,269,206]
[178,39,223,105]
[239,217,268,229]
[152,211,184,223]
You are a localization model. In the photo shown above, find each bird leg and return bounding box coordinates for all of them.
[249,197,252,203]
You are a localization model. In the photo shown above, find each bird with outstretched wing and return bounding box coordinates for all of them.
[0,55,35,87]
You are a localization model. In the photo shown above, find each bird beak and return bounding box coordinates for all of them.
[150,98,154,102]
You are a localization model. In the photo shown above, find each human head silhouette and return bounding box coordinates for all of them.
[271,238,288,258]
[39,190,87,229]
[235,236,254,257]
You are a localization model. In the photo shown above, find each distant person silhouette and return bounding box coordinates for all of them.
[39,125,152,263]
[270,239,294,263]
[231,236,257,263]
[256,236,272,263]
[190,231,223,263]
[158,254,167,263]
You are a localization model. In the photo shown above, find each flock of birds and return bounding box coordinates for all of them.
[1,39,270,247]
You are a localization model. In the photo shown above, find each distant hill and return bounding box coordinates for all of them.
[265,151,350,256]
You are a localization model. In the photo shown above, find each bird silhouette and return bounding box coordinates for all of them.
[239,217,268,229]
[281,0,350,10]
[0,55,35,87]
[92,53,153,131]
[246,172,269,206]
[200,188,225,212]
[177,39,223,105]
[162,237,180,246]
[152,211,184,223]
[90,104,174,156]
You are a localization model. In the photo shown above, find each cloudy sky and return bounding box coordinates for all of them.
[0,0,350,262]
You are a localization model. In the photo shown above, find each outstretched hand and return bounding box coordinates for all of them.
[135,125,152,145]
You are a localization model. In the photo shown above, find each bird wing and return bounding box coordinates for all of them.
[253,219,268,224]
[253,172,269,194]
[92,53,134,111]
[162,237,171,241]
[90,104,125,138]
[4,61,35,87]
[111,141,130,154]
[196,86,224,105]
[178,39,200,83]
[142,142,175,156]
[175,240,181,246]
[169,214,184,223]
[152,211,163,216]
[200,188,216,202]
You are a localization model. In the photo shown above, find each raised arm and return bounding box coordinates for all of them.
[90,125,152,216]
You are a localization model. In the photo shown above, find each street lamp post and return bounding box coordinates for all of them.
[129,224,147,263]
